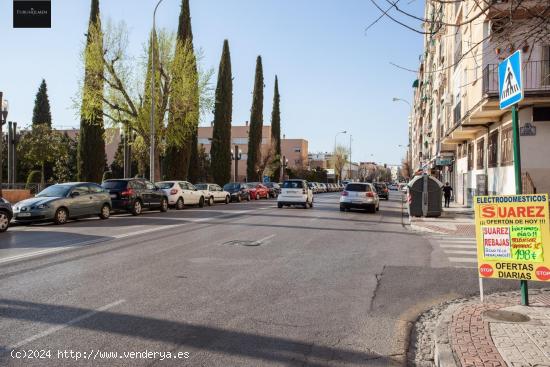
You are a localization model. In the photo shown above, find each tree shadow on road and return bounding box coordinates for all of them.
[0,299,401,366]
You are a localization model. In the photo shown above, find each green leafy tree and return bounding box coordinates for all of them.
[52,132,78,182]
[19,125,63,185]
[209,40,232,186]
[77,0,106,183]
[270,75,281,181]
[165,0,199,180]
[246,56,264,181]
[32,79,52,127]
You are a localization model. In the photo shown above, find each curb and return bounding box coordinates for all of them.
[433,303,460,367]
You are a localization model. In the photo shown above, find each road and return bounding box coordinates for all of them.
[0,192,523,366]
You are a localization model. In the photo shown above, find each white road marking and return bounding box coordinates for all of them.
[257,234,276,244]
[448,257,478,263]
[0,209,261,265]
[443,250,477,255]
[8,299,125,350]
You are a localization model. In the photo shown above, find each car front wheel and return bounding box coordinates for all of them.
[225,196,230,204]
[176,197,184,210]
[208,196,214,206]
[198,197,205,208]
[99,204,110,219]
[246,194,251,202]
[0,211,10,232]
[277,203,283,208]
[54,207,69,225]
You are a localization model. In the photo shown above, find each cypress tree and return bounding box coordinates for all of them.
[209,40,233,186]
[141,29,162,181]
[187,128,199,183]
[77,0,106,183]
[32,79,52,127]
[270,76,281,181]
[246,56,264,181]
[165,0,199,179]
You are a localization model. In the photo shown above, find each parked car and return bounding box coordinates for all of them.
[0,197,13,232]
[307,182,317,193]
[102,179,169,215]
[318,183,327,193]
[264,182,281,198]
[12,182,112,224]
[339,182,380,213]
[374,182,389,200]
[223,182,251,202]
[388,183,398,191]
[195,183,231,205]
[156,181,206,209]
[247,182,269,200]
[277,179,314,208]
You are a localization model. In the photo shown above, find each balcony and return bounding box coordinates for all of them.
[483,60,550,96]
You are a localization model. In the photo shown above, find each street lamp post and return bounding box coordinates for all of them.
[150,0,165,182]
[348,134,352,181]
[392,97,414,173]
[0,93,8,196]
[233,145,242,182]
[334,130,346,183]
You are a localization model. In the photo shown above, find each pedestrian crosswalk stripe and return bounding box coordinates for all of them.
[448,257,478,263]
[444,250,477,255]
[440,244,475,249]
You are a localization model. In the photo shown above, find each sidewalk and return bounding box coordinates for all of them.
[408,201,475,237]
[434,289,550,367]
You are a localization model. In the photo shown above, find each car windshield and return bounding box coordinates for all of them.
[375,183,387,189]
[195,184,208,190]
[156,182,175,189]
[282,181,303,189]
[246,183,257,188]
[223,183,240,190]
[346,183,369,192]
[102,180,127,189]
[36,185,72,198]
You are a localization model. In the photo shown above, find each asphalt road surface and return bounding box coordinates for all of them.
[0,192,525,366]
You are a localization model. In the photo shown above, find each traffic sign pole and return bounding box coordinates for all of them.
[511,104,529,306]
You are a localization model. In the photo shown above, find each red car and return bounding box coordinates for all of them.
[246,183,269,200]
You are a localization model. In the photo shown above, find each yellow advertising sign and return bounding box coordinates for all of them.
[474,194,550,282]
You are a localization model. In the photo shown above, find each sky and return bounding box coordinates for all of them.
[0,0,424,166]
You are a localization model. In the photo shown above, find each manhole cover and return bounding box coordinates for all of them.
[223,240,261,247]
[484,310,530,323]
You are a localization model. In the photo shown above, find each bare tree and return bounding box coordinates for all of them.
[332,145,349,182]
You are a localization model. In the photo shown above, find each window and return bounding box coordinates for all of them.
[533,107,550,121]
[476,138,485,169]
[488,131,498,167]
[293,147,301,153]
[282,180,303,189]
[72,185,90,196]
[501,126,513,165]
[145,181,156,190]
[467,142,474,170]
[198,138,211,145]
[542,46,550,86]
[89,183,105,193]
[231,138,248,145]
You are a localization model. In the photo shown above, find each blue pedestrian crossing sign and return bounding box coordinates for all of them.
[498,50,523,110]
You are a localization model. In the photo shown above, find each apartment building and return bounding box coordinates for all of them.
[410,0,550,206]
[197,123,308,181]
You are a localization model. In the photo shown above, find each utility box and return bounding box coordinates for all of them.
[407,174,443,217]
